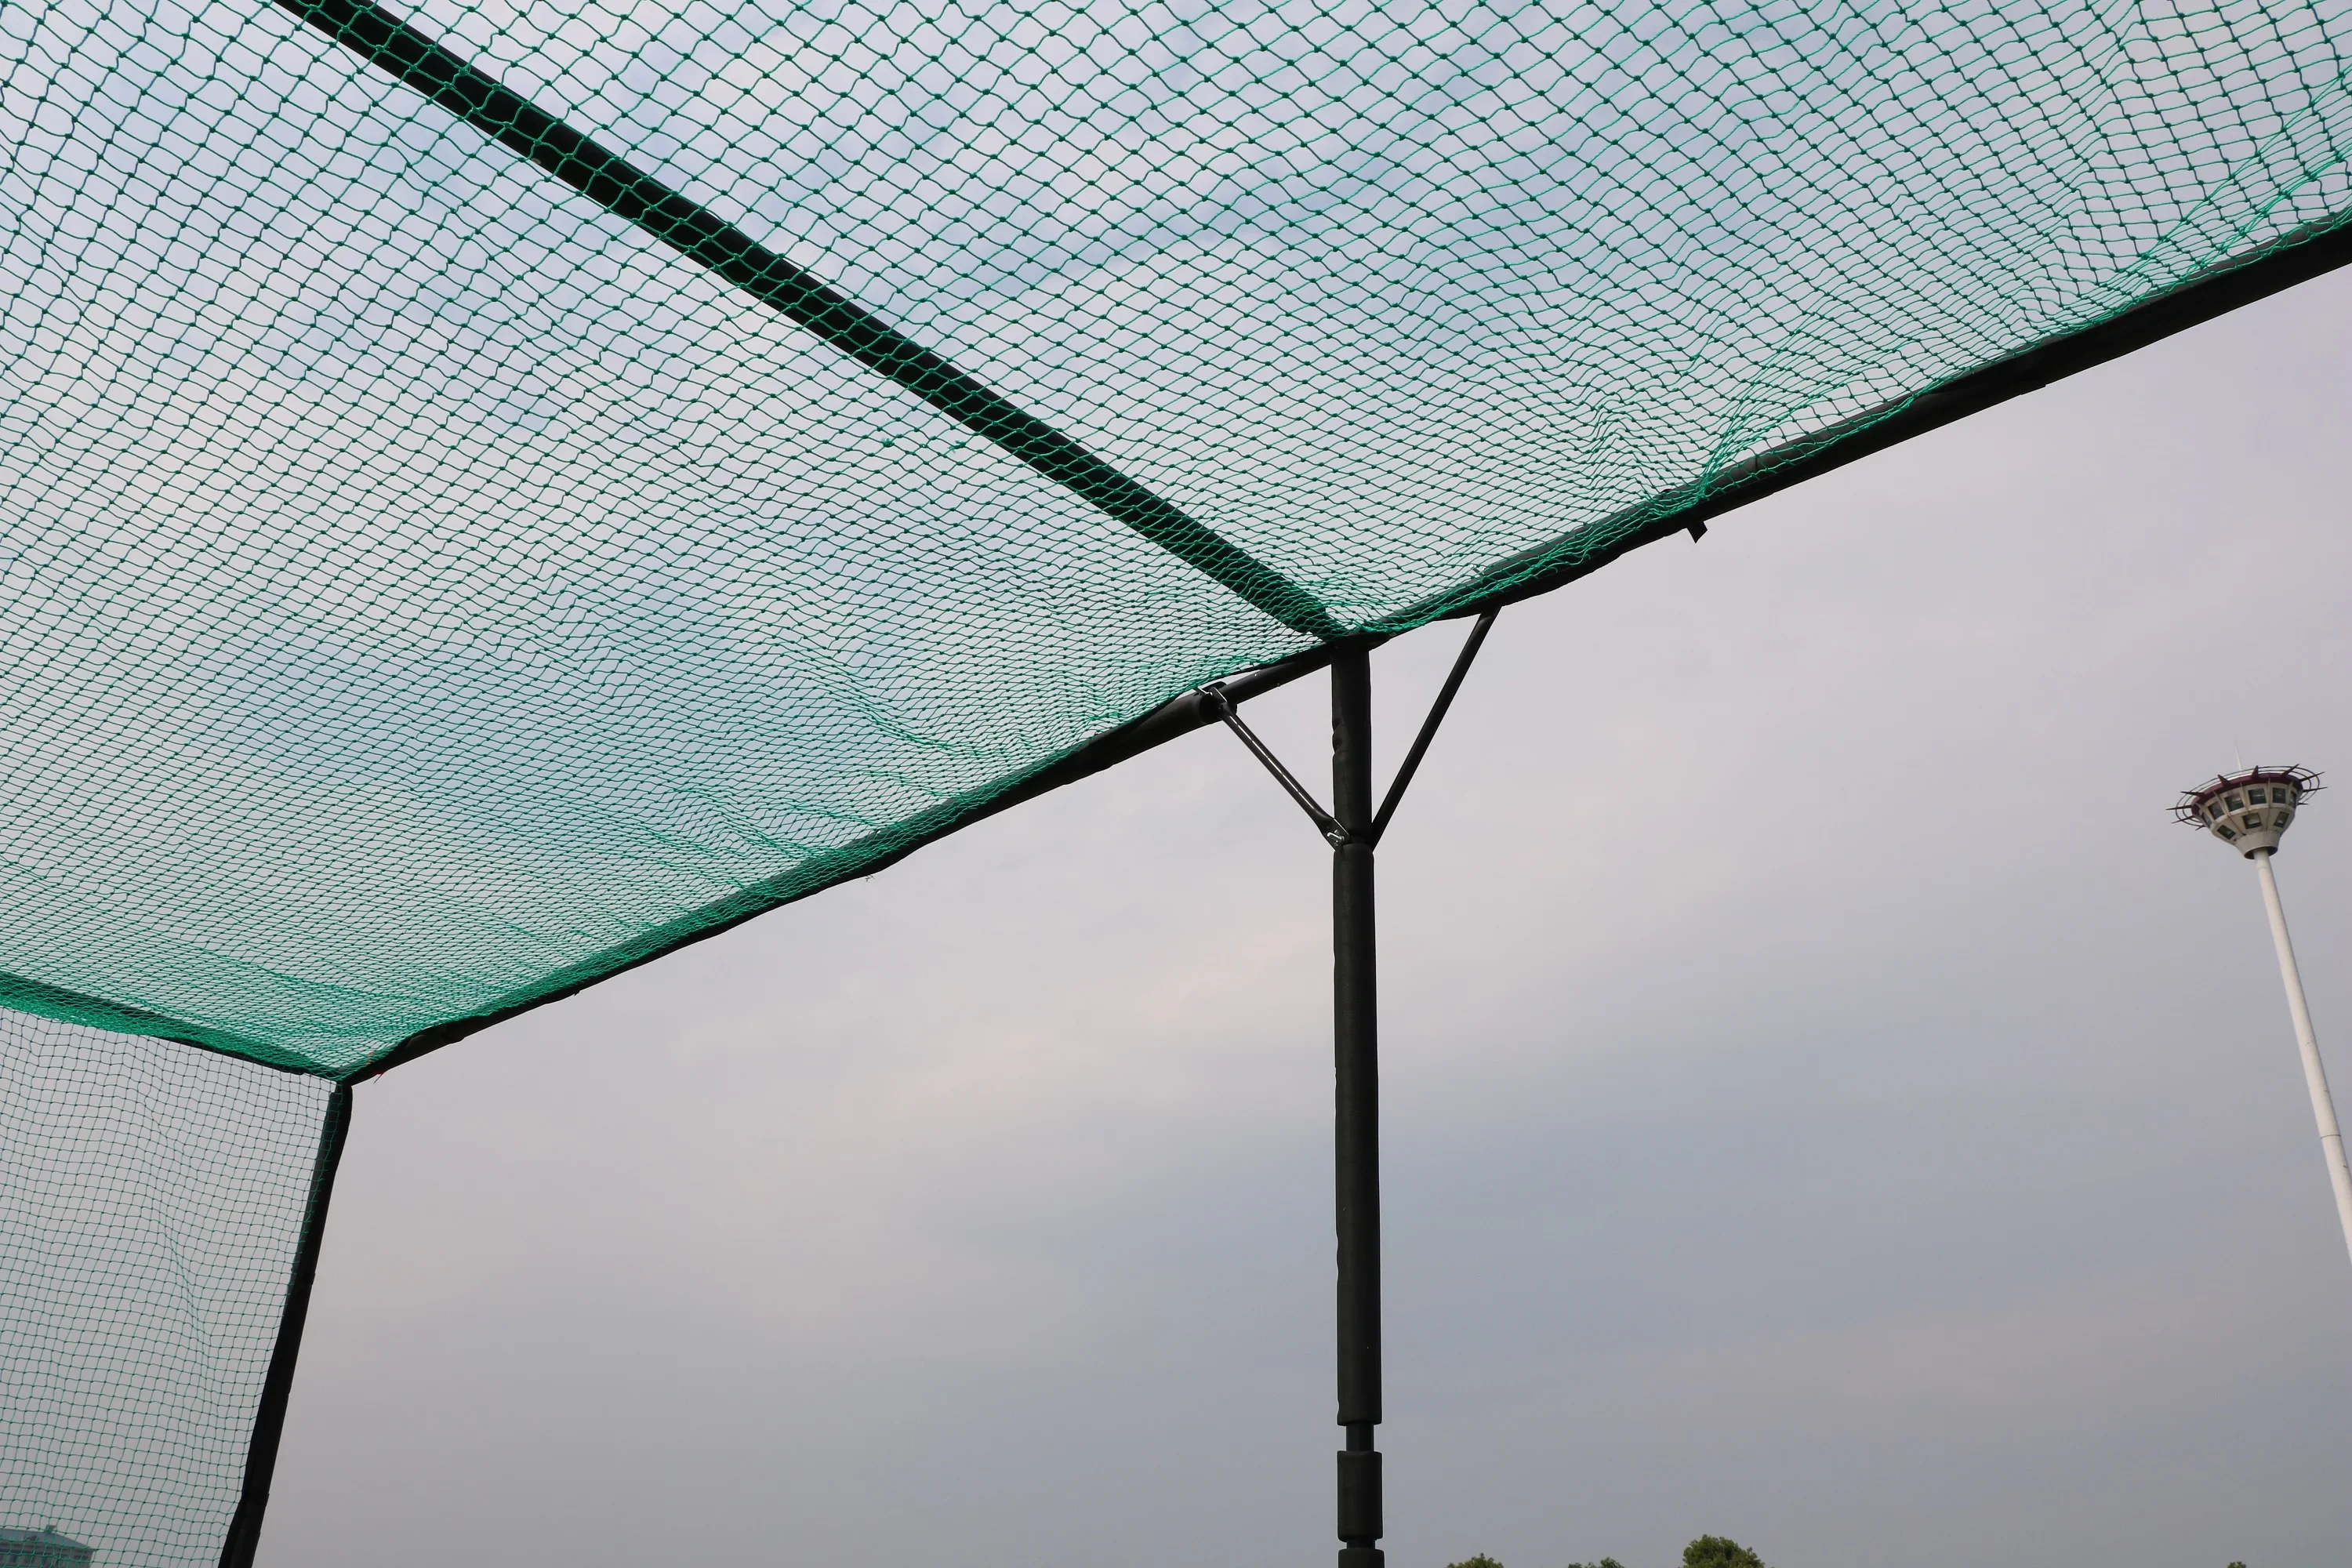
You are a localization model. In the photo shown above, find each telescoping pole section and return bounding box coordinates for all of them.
[1203,616,1501,1563]
[218,1080,354,1568]
[1330,645,1383,1566]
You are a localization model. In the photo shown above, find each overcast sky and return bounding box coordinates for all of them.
[258,262,2352,1568]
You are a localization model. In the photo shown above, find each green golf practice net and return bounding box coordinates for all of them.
[2,0,2348,1075]
[0,1008,333,1565]
[2,0,2350,1557]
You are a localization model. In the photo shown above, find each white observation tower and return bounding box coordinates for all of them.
[2176,764,2352,1272]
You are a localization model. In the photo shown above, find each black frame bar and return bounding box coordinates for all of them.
[216,1082,354,1568]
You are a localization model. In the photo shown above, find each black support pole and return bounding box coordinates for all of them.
[218,1080,353,1568]
[1331,644,1383,1568]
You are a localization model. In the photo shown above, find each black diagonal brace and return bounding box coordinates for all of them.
[1203,681,1350,844]
[1367,608,1494,847]
[272,0,1342,642]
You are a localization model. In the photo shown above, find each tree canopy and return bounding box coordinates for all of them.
[1459,1534,1766,1568]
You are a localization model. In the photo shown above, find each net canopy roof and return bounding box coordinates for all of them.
[4,0,2349,1077]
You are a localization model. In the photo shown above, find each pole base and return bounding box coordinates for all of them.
[1338,1549,1385,1568]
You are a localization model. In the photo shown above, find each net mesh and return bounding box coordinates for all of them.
[0,1008,332,1565]
[5,0,2351,1555]
[2,0,2347,1073]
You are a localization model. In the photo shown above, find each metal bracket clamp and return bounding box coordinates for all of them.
[1202,608,1501,851]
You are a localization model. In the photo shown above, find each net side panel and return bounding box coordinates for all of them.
[0,1010,332,1567]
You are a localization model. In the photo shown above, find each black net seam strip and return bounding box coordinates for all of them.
[0,969,323,1075]
[269,0,1345,644]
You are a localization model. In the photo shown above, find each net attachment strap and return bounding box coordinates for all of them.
[270,0,1345,643]
[1204,608,1498,849]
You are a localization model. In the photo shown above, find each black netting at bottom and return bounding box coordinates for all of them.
[0,1011,332,1566]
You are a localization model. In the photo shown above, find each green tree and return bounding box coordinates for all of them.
[1444,1556,1506,1568]
[1684,1537,1767,1568]
[1564,1559,1628,1567]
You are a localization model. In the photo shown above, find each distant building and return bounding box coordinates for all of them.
[0,1528,93,1567]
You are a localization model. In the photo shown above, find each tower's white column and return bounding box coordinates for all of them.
[2252,848,2352,1270]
